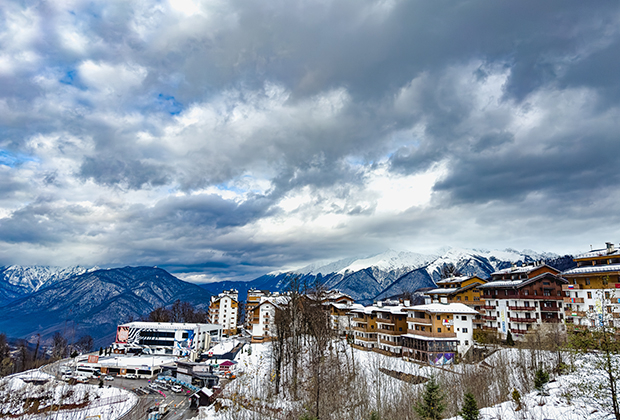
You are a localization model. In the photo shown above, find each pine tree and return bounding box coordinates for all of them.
[413,374,446,420]
[459,392,479,420]
[506,330,515,346]
[534,368,549,395]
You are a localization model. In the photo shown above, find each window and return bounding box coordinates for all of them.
[465,340,469,345]
[588,292,592,299]
[465,296,469,301]
[523,290,529,296]
[462,316,467,321]
[463,328,468,333]
[605,292,611,299]
[437,328,442,333]
[586,278,590,285]
[437,315,440,320]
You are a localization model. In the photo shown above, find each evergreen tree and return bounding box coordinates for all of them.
[414,374,446,420]
[506,330,515,346]
[534,368,549,395]
[459,392,479,420]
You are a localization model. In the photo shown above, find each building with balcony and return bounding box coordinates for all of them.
[562,242,620,329]
[248,294,290,343]
[477,265,567,340]
[402,303,477,365]
[425,275,487,329]
[209,290,239,336]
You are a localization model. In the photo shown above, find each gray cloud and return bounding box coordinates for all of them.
[0,0,619,280]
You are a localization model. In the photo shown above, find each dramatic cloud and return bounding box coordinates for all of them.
[1,0,619,281]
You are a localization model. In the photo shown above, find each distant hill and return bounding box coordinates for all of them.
[0,266,212,347]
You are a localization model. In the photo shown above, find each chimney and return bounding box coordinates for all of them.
[377,301,383,307]
[440,296,448,304]
[607,242,615,254]
[404,300,410,307]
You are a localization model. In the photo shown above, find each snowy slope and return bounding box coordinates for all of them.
[0,265,97,304]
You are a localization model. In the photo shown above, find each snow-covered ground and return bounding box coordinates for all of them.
[191,341,618,420]
[0,368,137,420]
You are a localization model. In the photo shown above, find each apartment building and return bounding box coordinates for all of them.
[425,275,487,329]
[249,294,290,343]
[477,263,566,339]
[402,303,477,365]
[562,242,620,328]
[208,289,239,336]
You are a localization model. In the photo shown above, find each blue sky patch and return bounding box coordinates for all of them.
[0,150,37,168]
[157,94,183,115]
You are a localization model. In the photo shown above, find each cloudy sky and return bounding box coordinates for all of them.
[1,0,620,282]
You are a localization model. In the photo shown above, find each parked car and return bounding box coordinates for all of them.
[171,384,183,393]
[75,376,89,383]
[104,375,115,381]
[61,374,74,382]
[125,374,137,379]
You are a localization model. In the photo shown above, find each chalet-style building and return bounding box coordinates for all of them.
[562,242,620,328]
[402,303,477,365]
[477,263,566,339]
[350,305,379,351]
[248,294,290,343]
[208,290,239,336]
[425,275,487,329]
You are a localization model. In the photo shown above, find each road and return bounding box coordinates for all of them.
[46,359,197,420]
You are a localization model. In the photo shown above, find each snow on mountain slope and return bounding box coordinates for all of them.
[0,265,97,303]
[424,247,559,281]
[297,249,437,276]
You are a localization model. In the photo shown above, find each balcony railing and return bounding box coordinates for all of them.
[406,329,457,338]
[352,317,367,323]
[407,317,432,324]
[378,329,402,335]
[482,305,496,310]
[562,284,581,290]
[563,297,584,304]
[509,317,536,323]
[510,328,528,335]
[565,310,586,317]
[508,306,535,311]
[482,326,496,331]
[379,338,402,347]
[540,306,560,312]
[482,315,497,321]
[353,326,367,332]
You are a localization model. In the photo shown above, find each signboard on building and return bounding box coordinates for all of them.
[116,326,129,343]
[87,355,99,363]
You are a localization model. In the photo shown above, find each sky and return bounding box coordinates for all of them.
[1,0,620,283]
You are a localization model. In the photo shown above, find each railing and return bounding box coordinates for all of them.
[355,335,377,342]
[540,306,560,312]
[406,329,456,338]
[407,316,432,324]
[563,297,584,303]
[508,306,535,311]
[378,329,401,335]
[562,284,581,290]
[379,338,402,346]
[510,328,528,334]
[509,317,536,323]
[482,315,497,321]
[482,305,496,310]
[482,326,496,331]
[565,310,586,317]
[353,326,367,332]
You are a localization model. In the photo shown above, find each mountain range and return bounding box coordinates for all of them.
[0,247,576,346]
[200,247,574,303]
[0,266,212,347]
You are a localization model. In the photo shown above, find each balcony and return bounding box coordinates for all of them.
[378,328,401,336]
[482,326,496,331]
[508,306,536,311]
[406,329,457,338]
[563,297,584,304]
[510,328,528,335]
[482,315,497,321]
[510,317,536,323]
[379,338,402,347]
[482,305,496,310]
[562,284,581,290]
[352,317,367,323]
[353,326,367,332]
[407,316,432,324]
[355,335,376,342]
[540,306,560,312]
[565,310,586,317]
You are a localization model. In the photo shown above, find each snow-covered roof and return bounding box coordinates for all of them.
[575,247,620,260]
[435,275,478,285]
[477,280,526,288]
[350,304,409,315]
[562,263,620,275]
[404,303,479,314]
[119,322,222,331]
[82,355,177,368]
[425,288,459,294]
